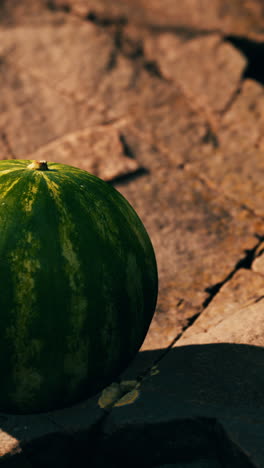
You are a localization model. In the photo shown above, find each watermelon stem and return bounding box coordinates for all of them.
[27,160,49,171]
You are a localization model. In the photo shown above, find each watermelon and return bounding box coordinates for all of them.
[0,159,158,414]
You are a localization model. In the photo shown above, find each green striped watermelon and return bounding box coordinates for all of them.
[0,159,158,414]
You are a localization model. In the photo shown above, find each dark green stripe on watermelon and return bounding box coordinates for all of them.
[0,160,158,413]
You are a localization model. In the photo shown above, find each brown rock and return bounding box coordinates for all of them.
[0,13,186,158]
[252,251,264,275]
[177,269,264,346]
[116,163,261,349]
[183,80,264,218]
[54,0,224,28]
[0,58,83,156]
[144,33,246,114]
[177,298,264,346]
[0,0,59,27]
[187,148,264,219]
[54,0,264,40]
[142,291,200,350]
[218,79,264,151]
[29,125,140,181]
[0,20,114,104]
[0,429,21,457]
[115,98,208,168]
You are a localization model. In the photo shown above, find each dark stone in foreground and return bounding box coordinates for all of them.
[1,344,264,467]
[0,394,104,466]
[100,344,264,468]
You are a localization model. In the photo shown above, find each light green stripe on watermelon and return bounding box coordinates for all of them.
[6,229,43,406]
[41,175,90,389]
[0,177,21,201]
[23,175,42,213]
[0,168,21,177]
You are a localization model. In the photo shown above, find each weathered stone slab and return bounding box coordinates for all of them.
[218,79,264,152]
[182,79,264,217]
[115,97,208,168]
[144,33,246,114]
[252,250,264,275]
[115,105,264,351]
[0,15,184,158]
[28,125,140,181]
[0,21,114,103]
[178,293,264,347]
[0,394,104,464]
[187,147,264,218]
[176,268,264,346]
[116,162,262,349]
[53,0,264,40]
[0,59,84,156]
[2,345,263,466]
[0,0,59,27]
[101,344,264,467]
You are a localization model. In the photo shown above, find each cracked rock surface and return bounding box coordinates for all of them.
[1,0,264,466]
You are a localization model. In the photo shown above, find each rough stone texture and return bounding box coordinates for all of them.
[176,269,264,346]
[98,345,264,468]
[144,33,247,114]
[0,394,104,464]
[3,346,264,466]
[117,166,262,349]
[0,21,114,103]
[0,0,61,27]
[187,147,264,219]
[185,79,264,217]
[1,0,264,466]
[252,250,264,274]
[28,125,140,181]
[217,79,264,151]
[53,0,264,40]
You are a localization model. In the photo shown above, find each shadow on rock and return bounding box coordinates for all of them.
[1,343,264,467]
[96,343,264,468]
